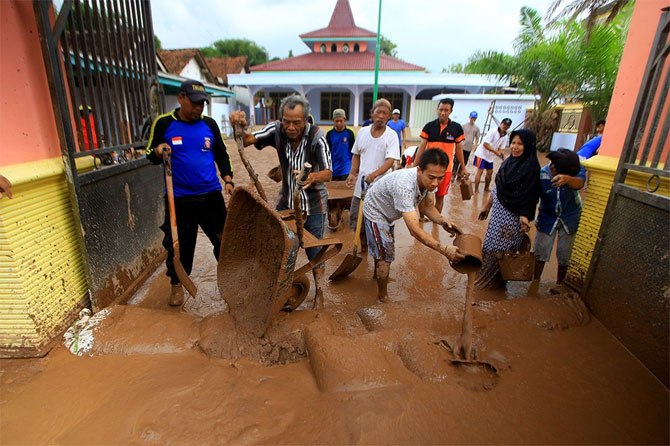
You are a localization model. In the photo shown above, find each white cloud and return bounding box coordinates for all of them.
[152,0,556,71]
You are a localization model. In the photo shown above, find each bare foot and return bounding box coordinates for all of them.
[528,279,540,297]
[378,294,390,303]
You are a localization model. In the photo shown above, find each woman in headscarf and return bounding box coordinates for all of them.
[475,128,541,289]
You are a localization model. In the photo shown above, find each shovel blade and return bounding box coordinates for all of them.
[328,253,362,281]
[173,257,197,298]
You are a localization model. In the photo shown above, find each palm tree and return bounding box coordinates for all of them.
[546,0,631,40]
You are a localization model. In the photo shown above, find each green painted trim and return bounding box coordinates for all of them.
[302,37,376,42]
[157,75,234,97]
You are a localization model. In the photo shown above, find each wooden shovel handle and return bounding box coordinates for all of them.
[234,123,267,201]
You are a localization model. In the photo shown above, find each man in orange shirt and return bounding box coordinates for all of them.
[414,98,467,214]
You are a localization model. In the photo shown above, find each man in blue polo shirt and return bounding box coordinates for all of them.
[326,108,355,181]
[530,148,586,295]
[147,79,234,306]
[387,108,407,157]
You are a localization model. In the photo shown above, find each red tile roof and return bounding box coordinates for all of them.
[157,48,215,83]
[300,0,376,39]
[206,56,249,85]
[250,52,425,72]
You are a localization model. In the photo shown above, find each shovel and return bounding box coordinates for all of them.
[329,177,366,281]
[163,151,198,298]
[234,123,267,202]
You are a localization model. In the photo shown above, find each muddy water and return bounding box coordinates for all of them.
[1,141,668,444]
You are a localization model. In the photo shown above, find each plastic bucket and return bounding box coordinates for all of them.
[450,234,483,274]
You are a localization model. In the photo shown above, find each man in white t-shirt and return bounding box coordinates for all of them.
[363,148,465,302]
[346,98,400,250]
[472,118,511,192]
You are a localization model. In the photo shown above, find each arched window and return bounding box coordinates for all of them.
[331,43,337,53]
[320,44,326,53]
[354,43,360,52]
[343,43,349,53]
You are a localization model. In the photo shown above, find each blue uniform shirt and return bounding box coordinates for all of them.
[146,110,233,197]
[536,164,586,234]
[577,135,602,160]
[326,127,355,177]
[386,119,406,148]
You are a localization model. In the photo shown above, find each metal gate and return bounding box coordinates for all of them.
[584,7,670,387]
[34,0,166,310]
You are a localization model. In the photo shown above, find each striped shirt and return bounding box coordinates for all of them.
[253,121,332,215]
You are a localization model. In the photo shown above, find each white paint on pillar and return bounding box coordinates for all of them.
[408,86,418,129]
[353,85,360,127]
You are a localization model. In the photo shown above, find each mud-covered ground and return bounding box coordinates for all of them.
[1,136,668,444]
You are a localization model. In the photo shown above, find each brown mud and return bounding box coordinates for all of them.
[1,142,668,444]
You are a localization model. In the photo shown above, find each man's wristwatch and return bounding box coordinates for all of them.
[225,180,235,187]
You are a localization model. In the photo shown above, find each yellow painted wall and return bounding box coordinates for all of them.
[565,155,669,291]
[0,158,92,356]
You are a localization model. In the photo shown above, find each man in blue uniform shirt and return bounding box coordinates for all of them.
[147,79,234,306]
[326,108,355,181]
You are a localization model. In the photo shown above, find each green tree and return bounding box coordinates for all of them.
[547,0,632,40]
[464,5,631,148]
[379,35,397,57]
[442,63,464,73]
[288,49,294,58]
[200,39,270,66]
[153,35,161,50]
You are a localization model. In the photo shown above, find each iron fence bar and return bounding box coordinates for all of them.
[127,0,146,138]
[92,0,121,148]
[622,163,670,177]
[73,1,105,151]
[66,9,95,155]
[72,141,147,157]
[614,9,670,186]
[650,63,670,170]
[59,21,82,157]
[77,157,149,186]
[114,0,139,145]
[83,0,114,148]
[137,0,153,120]
[52,0,73,41]
[133,0,151,137]
[638,27,670,168]
[106,0,133,147]
[633,50,665,168]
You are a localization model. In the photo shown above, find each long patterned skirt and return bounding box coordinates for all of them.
[475,191,524,289]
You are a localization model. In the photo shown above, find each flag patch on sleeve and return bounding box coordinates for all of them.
[171,136,183,145]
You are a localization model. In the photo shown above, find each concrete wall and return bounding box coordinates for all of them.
[0,1,90,356]
[0,1,61,167]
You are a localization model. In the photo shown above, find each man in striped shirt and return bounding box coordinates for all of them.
[230,95,332,309]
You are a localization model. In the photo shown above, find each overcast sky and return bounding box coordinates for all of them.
[152,0,558,73]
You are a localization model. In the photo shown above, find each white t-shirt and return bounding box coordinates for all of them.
[473,128,510,163]
[363,167,428,226]
[351,126,400,198]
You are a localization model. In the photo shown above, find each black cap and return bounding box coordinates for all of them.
[501,118,512,126]
[180,79,209,103]
[547,148,581,176]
